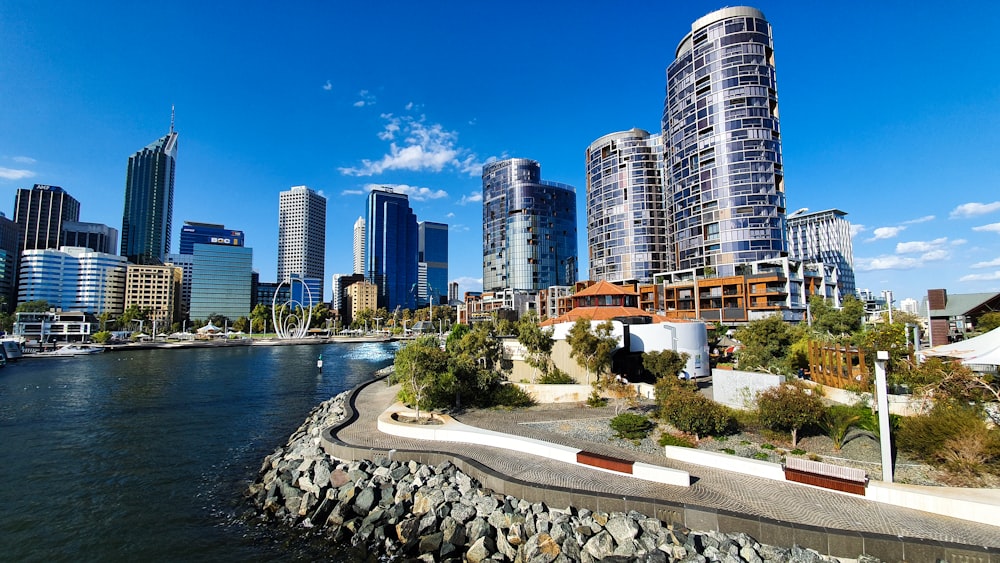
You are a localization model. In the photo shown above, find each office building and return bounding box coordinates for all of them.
[366,187,418,310]
[255,281,290,309]
[787,208,856,299]
[345,280,378,325]
[17,246,127,314]
[179,221,244,255]
[164,253,194,319]
[332,273,365,316]
[121,130,178,265]
[14,184,80,253]
[278,185,326,305]
[664,7,786,273]
[353,216,365,275]
[448,281,459,304]
[418,221,448,306]
[61,221,118,255]
[482,158,578,292]
[0,212,19,311]
[189,243,253,322]
[586,129,669,284]
[124,264,182,327]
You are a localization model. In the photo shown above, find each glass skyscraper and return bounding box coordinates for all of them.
[121,131,177,265]
[418,221,448,306]
[179,221,244,255]
[664,6,786,273]
[189,243,253,321]
[14,184,81,253]
[482,158,577,292]
[278,186,326,305]
[787,208,856,299]
[586,129,670,284]
[366,187,418,311]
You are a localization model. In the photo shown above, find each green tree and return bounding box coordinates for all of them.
[643,350,690,379]
[445,323,470,352]
[978,312,1000,333]
[16,300,50,313]
[352,308,374,330]
[250,303,271,333]
[857,319,910,374]
[566,319,618,385]
[117,304,148,330]
[231,316,248,332]
[517,311,555,382]
[756,383,825,447]
[654,376,736,440]
[809,295,864,337]
[392,335,450,420]
[734,315,805,374]
[91,331,112,344]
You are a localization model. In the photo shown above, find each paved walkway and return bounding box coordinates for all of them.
[332,380,1000,549]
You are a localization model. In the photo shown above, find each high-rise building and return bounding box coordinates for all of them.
[586,129,669,284]
[189,243,253,321]
[787,208,856,299]
[121,130,178,265]
[332,273,365,317]
[60,221,118,255]
[125,264,182,327]
[163,253,194,319]
[365,187,418,310]
[353,216,365,275]
[18,246,127,314]
[448,281,459,304]
[345,280,378,325]
[179,221,244,255]
[278,186,326,304]
[418,221,448,306]
[664,6,786,273]
[0,212,19,311]
[14,184,81,253]
[482,158,578,292]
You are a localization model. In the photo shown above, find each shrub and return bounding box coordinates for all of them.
[91,331,112,344]
[752,452,770,461]
[821,404,865,451]
[655,377,738,440]
[537,369,575,384]
[723,448,736,455]
[896,402,1000,476]
[609,413,653,442]
[489,383,536,409]
[761,443,776,450]
[658,433,695,448]
[755,383,825,447]
[790,448,806,455]
[586,390,608,407]
[807,453,823,462]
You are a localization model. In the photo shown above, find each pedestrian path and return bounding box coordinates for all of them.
[331,379,1000,550]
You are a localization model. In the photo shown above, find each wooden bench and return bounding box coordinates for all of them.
[577,451,634,474]
[783,457,867,495]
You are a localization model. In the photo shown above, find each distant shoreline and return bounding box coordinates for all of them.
[18,335,400,356]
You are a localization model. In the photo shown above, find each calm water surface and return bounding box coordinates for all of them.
[0,342,399,562]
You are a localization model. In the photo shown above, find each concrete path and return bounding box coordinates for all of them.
[332,380,1000,549]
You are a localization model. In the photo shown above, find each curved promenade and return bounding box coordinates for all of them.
[321,377,1000,562]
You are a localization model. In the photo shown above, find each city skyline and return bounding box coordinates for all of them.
[2,2,999,304]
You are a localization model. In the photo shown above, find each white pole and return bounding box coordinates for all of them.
[874,350,893,483]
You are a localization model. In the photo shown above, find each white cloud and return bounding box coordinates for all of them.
[972,257,1000,269]
[960,271,1000,282]
[352,89,375,107]
[952,239,967,246]
[453,276,483,295]
[849,224,866,238]
[972,222,1000,234]
[322,80,332,91]
[362,183,448,201]
[919,249,949,262]
[902,215,935,225]
[855,248,948,271]
[866,226,905,242]
[352,100,366,108]
[449,223,470,232]
[11,156,36,164]
[339,113,485,177]
[405,102,414,110]
[0,167,35,180]
[340,189,364,196]
[950,201,1000,218]
[895,237,947,254]
[458,192,483,205]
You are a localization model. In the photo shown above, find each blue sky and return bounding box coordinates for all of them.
[1,1,998,306]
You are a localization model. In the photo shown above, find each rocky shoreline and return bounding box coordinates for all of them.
[247,389,874,562]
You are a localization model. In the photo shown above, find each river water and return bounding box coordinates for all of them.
[0,342,400,562]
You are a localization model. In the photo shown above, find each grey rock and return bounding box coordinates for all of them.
[441,516,466,547]
[466,536,496,563]
[495,530,517,560]
[394,516,421,548]
[419,531,444,553]
[450,502,477,524]
[605,515,640,544]
[414,488,446,515]
[313,460,331,489]
[466,517,492,545]
[583,530,615,560]
[790,545,823,563]
[740,545,762,563]
[507,522,527,546]
[390,464,411,480]
[474,493,499,517]
[353,487,377,516]
[520,532,561,563]
[550,522,572,545]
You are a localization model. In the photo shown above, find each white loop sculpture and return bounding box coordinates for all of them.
[272,278,314,339]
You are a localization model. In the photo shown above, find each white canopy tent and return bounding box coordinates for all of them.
[921,327,1000,367]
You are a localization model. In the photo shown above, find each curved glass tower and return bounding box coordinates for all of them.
[482,159,577,292]
[586,128,669,284]
[122,132,177,265]
[664,6,786,272]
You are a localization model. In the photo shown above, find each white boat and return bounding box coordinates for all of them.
[32,344,105,357]
[0,337,24,361]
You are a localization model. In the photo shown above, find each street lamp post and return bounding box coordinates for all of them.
[874,350,894,483]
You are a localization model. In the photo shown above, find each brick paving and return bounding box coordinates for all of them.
[332,380,1000,549]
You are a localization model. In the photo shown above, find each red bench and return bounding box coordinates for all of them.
[577,451,634,474]
[784,457,867,495]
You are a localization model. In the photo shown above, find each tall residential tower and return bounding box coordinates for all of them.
[277,185,326,304]
[787,208,856,299]
[121,130,177,265]
[365,187,418,311]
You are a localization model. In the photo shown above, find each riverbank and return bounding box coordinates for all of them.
[12,335,396,357]
[248,383,856,562]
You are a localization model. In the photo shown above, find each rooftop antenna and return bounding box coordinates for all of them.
[170,104,175,133]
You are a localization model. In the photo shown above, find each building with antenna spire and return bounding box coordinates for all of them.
[121,114,178,265]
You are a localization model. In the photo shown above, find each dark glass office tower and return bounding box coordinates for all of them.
[121,131,178,265]
[179,221,244,254]
[61,221,118,254]
[366,187,418,311]
[418,221,448,306]
[664,7,786,272]
[14,184,81,253]
[482,158,577,292]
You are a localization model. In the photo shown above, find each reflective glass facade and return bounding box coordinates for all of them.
[787,208,856,299]
[189,243,253,321]
[179,222,244,255]
[122,132,177,265]
[15,184,81,253]
[664,7,786,271]
[482,159,577,292]
[18,246,126,314]
[418,221,448,306]
[366,188,418,311]
[586,129,669,284]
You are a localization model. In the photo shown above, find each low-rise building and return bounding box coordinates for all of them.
[125,263,182,327]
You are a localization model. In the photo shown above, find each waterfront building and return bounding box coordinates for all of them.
[179,221,244,255]
[366,187,418,311]
[353,216,365,275]
[124,263,182,327]
[345,280,378,326]
[418,221,448,306]
[787,208,856,299]
[255,281,290,309]
[13,310,93,344]
[482,158,578,293]
[60,221,118,255]
[164,253,194,319]
[0,212,19,311]
[278,186,326,305]
[14,184,81,253]
[664,7,787,273]
[17,246,126,314]
[586,129,670,284]
[189,243,253,322]
[332,273,365,318]
[122,129,178,265]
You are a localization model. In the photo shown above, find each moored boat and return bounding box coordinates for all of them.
[29,344,105,357]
